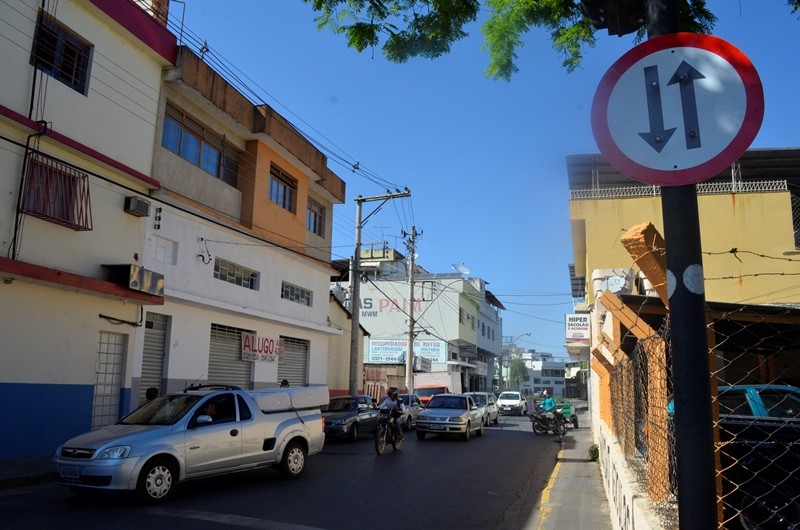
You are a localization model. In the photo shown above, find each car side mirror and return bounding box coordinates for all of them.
[195,414,213,425]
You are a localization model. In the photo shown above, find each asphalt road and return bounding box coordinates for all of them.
[1,415,561,530]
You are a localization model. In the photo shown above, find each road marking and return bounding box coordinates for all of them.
[536,445,563,529]
[144,507,326,530]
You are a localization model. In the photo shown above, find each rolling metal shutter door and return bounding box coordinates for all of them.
[277,336,309,386]
[141,312,168,401]
[208,324,252,389]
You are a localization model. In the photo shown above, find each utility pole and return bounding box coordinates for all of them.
[348,189,411,396]
[404,226,420,392]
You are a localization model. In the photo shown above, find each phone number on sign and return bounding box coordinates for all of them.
[242,352,280,362]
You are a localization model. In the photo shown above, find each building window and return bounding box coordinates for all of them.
[270,166,297,213]
[30,11,93,95]
[281,281,313,307]
[161,104,239,186]
[214,257,259,290]
[153,235,177,265]
[307,199,325,236]
[21,152,93,231]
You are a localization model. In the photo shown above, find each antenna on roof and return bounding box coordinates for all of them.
[451,263,470,275]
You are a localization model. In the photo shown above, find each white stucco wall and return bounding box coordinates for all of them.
[0,280,140,385]
[0,0,167,176]
[143,200,333,331]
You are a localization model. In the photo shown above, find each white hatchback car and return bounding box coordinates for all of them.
[497,391,526,416]
[464,391,499,426]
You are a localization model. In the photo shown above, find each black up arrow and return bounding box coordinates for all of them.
[668,60,705,150]
[638,65,676,153]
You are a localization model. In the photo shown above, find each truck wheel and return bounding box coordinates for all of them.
[136,458,176,503]
[280,441,307,478]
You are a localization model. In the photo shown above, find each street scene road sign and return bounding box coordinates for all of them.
[592,33,763,186]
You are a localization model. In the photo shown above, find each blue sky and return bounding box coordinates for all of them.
[176,1,800,356]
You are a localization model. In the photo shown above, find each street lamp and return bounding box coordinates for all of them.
[500,332,531,390]
[510,332,532,346]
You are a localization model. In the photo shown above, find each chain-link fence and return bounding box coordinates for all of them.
[599,297,800,529]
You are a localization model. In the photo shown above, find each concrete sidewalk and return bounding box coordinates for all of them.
[526,407,613,530]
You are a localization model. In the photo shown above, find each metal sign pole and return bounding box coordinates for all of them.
[648,1,717,527]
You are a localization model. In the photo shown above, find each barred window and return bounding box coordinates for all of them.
[30,11,93,95]
[214,257,259,290]
[306,199,325,236]
[21,152,93,231]
[281,281,313,307]
[161,104,239,186]
[270,167,297,213]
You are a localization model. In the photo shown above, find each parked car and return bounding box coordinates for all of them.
[716,384,800,418]
[497,391,526,416]
[416,393,484,441]
[321,395,380,442]
[52,385,328,502]
[465,391,499,426]
[667,384,800,528]
[414,385,451,405]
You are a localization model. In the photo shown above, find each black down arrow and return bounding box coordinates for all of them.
[638,65,676,153]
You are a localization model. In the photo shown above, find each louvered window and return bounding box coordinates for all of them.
[21,152,93,231]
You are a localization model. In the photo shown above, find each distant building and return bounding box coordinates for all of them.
[331,247,504,396]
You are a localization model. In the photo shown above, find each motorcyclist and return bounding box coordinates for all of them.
[379,386,406,440]
[540,390,564,424]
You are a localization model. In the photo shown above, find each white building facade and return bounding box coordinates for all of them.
[333,249,504,393]
[0,0,346,458]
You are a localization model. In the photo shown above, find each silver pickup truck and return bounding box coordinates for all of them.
[52,384,328,502]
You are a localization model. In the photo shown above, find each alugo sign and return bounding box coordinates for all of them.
[591,33,763,186]
[242,334,283,362]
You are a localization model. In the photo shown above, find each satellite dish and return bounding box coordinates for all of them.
[451,263,470,275]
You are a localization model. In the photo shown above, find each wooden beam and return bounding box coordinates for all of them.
[620,222,669,308]
[599,290,658,340]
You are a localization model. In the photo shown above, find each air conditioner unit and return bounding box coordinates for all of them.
[103,264,164,297]
[124,196,151,217]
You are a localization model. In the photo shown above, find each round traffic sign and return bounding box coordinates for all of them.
[592,33,763,186]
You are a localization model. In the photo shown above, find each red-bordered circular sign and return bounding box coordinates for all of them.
[591,33,763,186]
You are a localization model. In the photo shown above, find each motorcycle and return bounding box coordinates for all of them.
[530,405,568,436]
[375,408,403,455]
